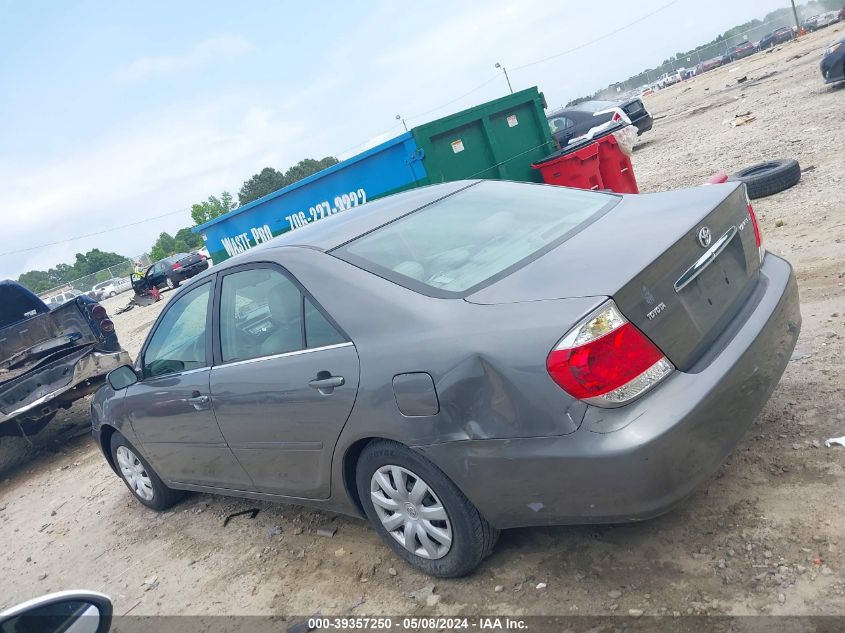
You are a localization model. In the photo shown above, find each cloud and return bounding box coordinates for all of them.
[118,34,253,81]
[0,98,306,278]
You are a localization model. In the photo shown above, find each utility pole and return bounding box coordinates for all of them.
[790,0,801,35]
[495,62,513,94]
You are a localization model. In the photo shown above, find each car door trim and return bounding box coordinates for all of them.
[211,342,354,370]
[674,226,738,293]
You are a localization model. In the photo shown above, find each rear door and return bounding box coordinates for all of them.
[208,263,359,499]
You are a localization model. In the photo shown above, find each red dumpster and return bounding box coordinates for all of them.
[595,133,638,194]
[531,140,604,191]
[532,123,639,194]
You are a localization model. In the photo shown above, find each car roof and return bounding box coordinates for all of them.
[253,180,476,253]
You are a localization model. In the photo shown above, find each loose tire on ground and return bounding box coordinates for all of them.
[110,431,184,511]
[728,159,801,199]
[356,440,498,578]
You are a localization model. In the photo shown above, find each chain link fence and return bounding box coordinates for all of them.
[38,254,152,300]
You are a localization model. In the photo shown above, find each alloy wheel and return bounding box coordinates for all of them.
[166,277,175,289]
[115,446,154,501]
[370,465,452,559]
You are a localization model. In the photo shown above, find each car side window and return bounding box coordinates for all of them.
[220,268,304,362]
[143,282,211,378]
[219,267,348,363]
[304,297,346,348]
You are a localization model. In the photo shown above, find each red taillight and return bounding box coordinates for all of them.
[746,201,764,262]
[91,305,107,321]
[611,112,622,122]
[99,319,115,334]
[546,302,674,406]
[172,262,182,270]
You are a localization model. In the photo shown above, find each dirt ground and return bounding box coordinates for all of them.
[2,26,844,619]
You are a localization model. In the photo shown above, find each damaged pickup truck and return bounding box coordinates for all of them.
[0,280,130,437]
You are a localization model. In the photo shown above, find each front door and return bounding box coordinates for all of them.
[209,265,360,499]
[126,281,252,488]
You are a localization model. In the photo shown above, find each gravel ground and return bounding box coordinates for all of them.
[1,26,844,619]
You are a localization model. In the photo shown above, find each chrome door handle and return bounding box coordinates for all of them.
[308,376,345,390]
[187,393,210,409]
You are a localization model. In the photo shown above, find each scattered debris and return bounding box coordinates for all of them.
[37,573,47,581]
[608,589,623,599]
[628,609,644,618]
[334,548,345,557]
[732,113,756,127]
[494,585,503,593]
[388,568,398,577]
[824,436,845,448]
[143,575,159,591]
[536,582,547,590]
[222,508,259,527]
[266,526,281,539]
[409,585,440,607]
[775,219,785,227]
[801,165,816,173]
[317,526,337,538]
[737,76,748,84]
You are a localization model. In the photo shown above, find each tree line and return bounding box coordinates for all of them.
[17,156,338,294]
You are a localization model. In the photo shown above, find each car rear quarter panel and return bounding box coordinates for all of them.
[271,246,598,447]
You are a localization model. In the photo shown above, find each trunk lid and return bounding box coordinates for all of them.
[466,183,761,371]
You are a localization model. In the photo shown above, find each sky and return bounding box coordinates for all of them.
[0,0,790,280]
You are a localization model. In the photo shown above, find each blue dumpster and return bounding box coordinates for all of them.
[193,132,426,263]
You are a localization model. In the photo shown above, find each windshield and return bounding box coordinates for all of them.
[334,181,615,296]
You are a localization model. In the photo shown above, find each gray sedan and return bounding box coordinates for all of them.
[91,180,800,577]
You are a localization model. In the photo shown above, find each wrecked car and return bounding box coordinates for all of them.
[91,180,800,578]
[0,281,130,437]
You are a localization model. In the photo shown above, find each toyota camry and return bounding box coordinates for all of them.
[91,179,800,577]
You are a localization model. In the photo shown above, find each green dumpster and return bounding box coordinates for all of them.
[411,87,555,185]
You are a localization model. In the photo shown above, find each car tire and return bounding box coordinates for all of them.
[356,440,498,578]
[110,432,184,511]
[165,276,179,290]
[728,159,801,199]
[108,291,116,298]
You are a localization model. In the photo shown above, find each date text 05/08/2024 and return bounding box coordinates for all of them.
[219,188,368,258]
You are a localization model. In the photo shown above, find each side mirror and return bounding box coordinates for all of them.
[0,591,112,633]
[107,365,139,390]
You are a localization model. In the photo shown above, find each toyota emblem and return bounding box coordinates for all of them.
[697,226,712,248]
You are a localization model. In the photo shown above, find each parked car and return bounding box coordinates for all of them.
[144,252,209,290]
[92,179,800,577]
[726,41,756,62]
[759,26,795,50]
[44,290,80,307]
[0,280,129,437]
[697,56,724,73]
[815,11,840,28]
[840,6,845,21]
[802,15,820,31]
[547,98,652,147]
[93,277,132,298]
[820,36,845,84]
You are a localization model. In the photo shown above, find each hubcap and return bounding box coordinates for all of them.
[116,446,154,501]
[370,465,452,560]
[166,278,175,289]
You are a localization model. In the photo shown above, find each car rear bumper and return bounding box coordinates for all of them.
[0,347,132,426]
[632,114,653,135]
[174,260,209,281]
[417,254,800,529]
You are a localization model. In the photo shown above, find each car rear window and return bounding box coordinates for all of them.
[333,181,615,297]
